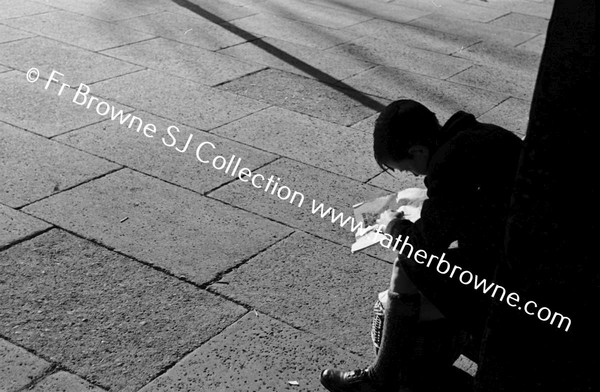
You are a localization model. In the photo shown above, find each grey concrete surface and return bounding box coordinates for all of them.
[218,37,375,81]
[0,24,33,43]
[409,13,536,45]
[2,11,156,51]
[0,229,247,391]
[111,11,250,51]
[391,0,510,22]
[218,68,389,126]
[230,13,362,49]
[139,313,365,392]
[0,0,55,20]
[90,70,268,130]
[0,36,143,85]
[0,0,551,390]
[35,0,164,22]
[339,66,508,122]
[343,19,479,55]
[210,232,390,355]
[164,0,259,21]
[0,338,51,392]
[102,38,265,86]
[0,204,51,248]
[0,121,120,207]
[212,106,381,180]
[449,64,537,100]
[326,36,473,79]
[208,158,384,246]
[22,169,293,285]
[489,12,549,34]
[307,0,429,23]
[54,111,278,194]
[245,0,371,29]
[29,371,108,392]
[478,97,530,138]
[0,71,134,138]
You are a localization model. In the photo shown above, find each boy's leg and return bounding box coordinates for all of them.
[320,257,421,392]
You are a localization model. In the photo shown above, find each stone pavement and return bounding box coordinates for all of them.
[0,0,551,390]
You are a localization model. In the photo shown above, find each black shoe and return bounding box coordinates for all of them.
[320,368,382,392]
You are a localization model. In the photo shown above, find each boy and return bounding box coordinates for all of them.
[320,100,522,392]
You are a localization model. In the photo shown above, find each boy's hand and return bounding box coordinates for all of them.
[376,210,404,234]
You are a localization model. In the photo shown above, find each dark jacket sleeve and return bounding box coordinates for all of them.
[389,136,478,257]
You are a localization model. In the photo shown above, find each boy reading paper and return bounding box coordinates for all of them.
[321,100,522,392]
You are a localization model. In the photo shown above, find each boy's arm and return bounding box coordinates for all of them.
[388,147,474,256]
[387,197,460,256]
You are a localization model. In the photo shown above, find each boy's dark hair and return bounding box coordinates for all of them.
[373,100,440,171]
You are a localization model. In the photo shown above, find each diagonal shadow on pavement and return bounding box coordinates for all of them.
[171,0,386,112]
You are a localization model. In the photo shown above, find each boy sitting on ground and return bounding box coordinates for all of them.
[320,100,522,392]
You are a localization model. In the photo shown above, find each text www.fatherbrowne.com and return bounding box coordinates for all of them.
[310,201,572,332]
[28,68,572,333]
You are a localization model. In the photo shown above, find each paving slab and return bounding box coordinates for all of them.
[326,36,472,79]
[112,11,249,51]
[452,40,542,72]
[0,204,51,249]
[2,11,155,51]
[220,0,267,6]
[212,106,381,181]
[350,113,378,133]
[32,0,163,22]
[478,97,530,138]
[30,371,107,392]
[464,0,553,19]
[218,68,388,126]
[90,69,269,131]
[22,169,293,284]
[392,0,508,22]
[55,111,278,194]
[307,0,430,24]
[0,71,133,138]
[408,13,536,46]
[449,64,536,100]
[230,13,362,50]
[343,19,479,55]
[489,12,549,34]
[0,24,33,44]
[0,229,247,392]
[163,0,258,22]
[341,66,508,123]
[0,338,51,392]
[101,38,264,86]
[0,0,55,19]
[245,0,371,29]
[218,37,374,82]
[0,122,120,208]
[516,34,546,55]
[0,36,143,86]
[139,312,366,392]
[208,158,385,247]
[211,232,390,355]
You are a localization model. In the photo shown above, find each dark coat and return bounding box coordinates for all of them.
[389,111,523,277]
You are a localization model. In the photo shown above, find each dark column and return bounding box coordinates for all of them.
[476,0,598,391]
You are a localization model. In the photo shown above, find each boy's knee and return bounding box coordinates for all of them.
[390,256,418,294]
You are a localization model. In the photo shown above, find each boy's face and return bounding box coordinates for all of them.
[387,145,430,176]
